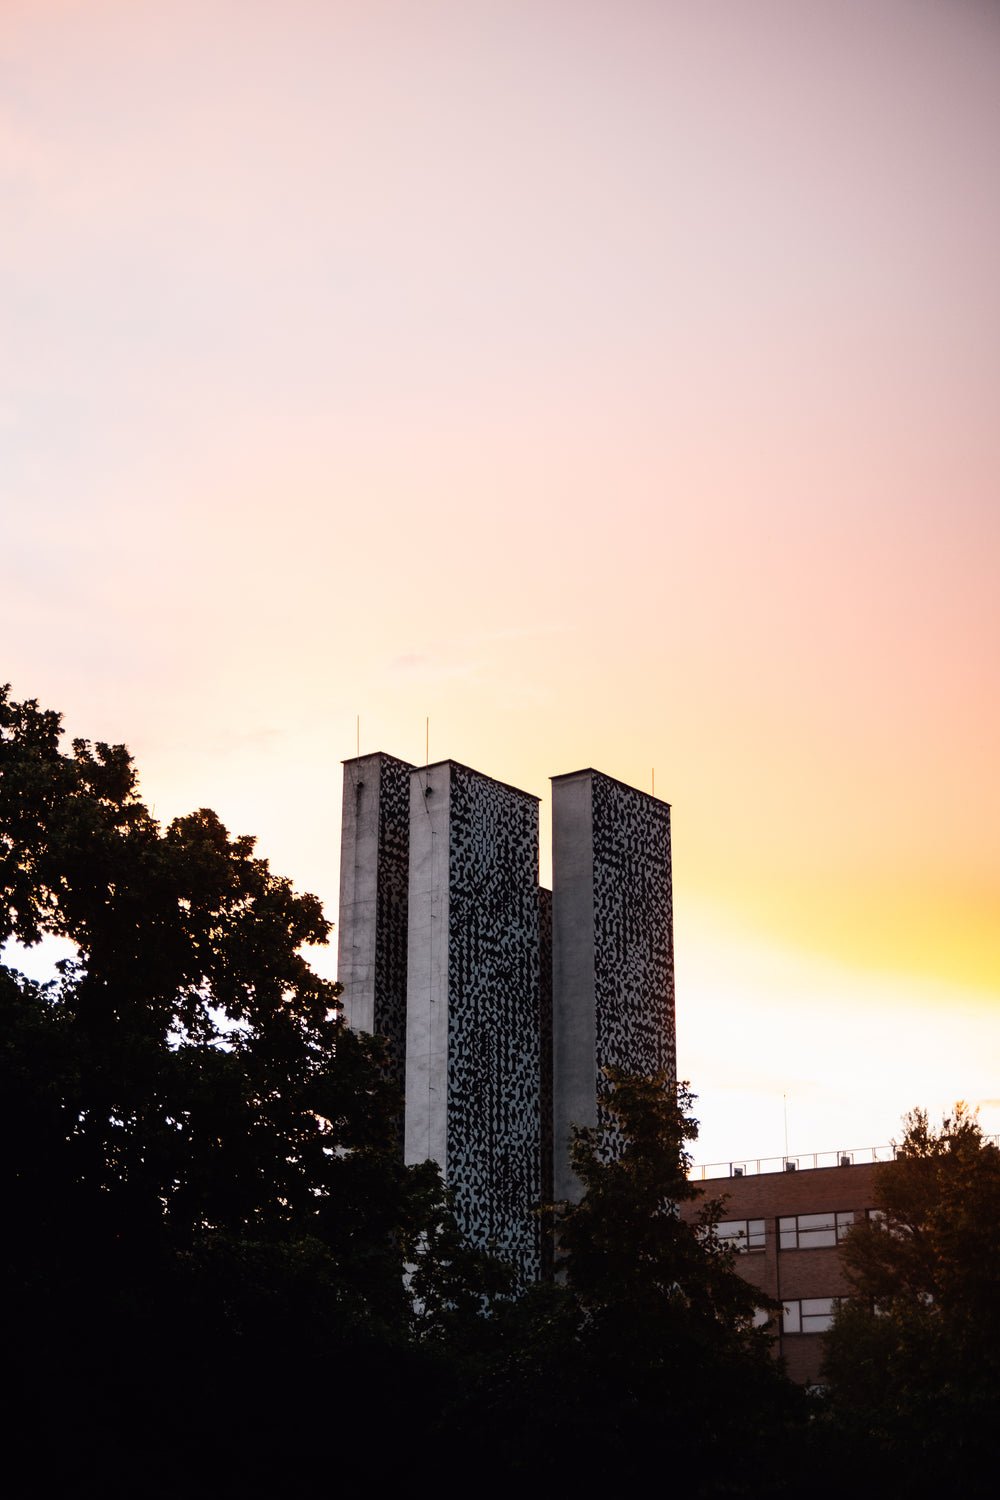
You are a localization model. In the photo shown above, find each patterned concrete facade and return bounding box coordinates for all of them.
[337,752,414,1093]
[552,769,676,1201]
[337,753,675,1281]
[405,762,543,1279]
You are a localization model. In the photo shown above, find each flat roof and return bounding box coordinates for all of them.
[414,759,540,802]
[341,750,415,769]
[550,766,671,807]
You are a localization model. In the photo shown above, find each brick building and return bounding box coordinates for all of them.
[682,1158,878,1384]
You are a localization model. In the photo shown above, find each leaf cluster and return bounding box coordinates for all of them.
[834,1104,1000,1341]
[821,1104,1000,1492]
[556,1069,778,1341]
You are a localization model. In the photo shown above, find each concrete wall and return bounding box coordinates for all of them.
[551,770,598,1202]
[538,885,553,1226]
[405,761,544,1281]
[552,769,675,1201]
[403,762,452,1173]
[336,751,413,1091]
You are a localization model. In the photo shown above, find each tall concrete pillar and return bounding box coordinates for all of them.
[336,751,414,1093]
[404,761,543,1281]
[551,769,676,1202]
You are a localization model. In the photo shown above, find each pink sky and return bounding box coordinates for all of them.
[3,0,999,1163]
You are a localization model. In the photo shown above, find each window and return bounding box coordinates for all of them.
[716,1218,766,1252]
[782,1297,844,1334]
[779,1211,854,1249]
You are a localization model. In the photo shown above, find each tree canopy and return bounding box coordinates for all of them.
[822,1104,1000,1492]
[1,684,512,1494]
[443,1070,803,1491]
[556,1069,774,1335]
[1,686,407,1277]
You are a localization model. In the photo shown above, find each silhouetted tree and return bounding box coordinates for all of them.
[822,1104,1000,1494]
[442,1070,804,1491]
[557,1069,772,1330]
[0,684,508,1496]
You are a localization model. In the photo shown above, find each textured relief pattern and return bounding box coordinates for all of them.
[592,774,676,1148]
[446,765,541,1283]
[537,886,554,1277]
[373,754,413,1096]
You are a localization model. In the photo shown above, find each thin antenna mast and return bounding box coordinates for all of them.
[357,715,360,759]
[784,1093,789,1161]
[426,716,429,765]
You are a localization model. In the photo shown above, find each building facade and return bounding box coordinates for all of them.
[552,769,676,1201]
[337,752,413,1094]
[337,753,675,1282]
[404,761,543,1277]
[681,1159,877,1384]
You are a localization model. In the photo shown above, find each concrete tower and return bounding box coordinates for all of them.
[337,753,675,1276]
[404,761,544,1280]
[550,769,675,1202]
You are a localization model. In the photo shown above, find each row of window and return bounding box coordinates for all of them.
[779,1211,854,1249]
[782,1297,845,1335]
[716,1211,857,1252]
[716,1218,766,1252]
[751,1299,846,1335]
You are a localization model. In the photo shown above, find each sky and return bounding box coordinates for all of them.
[3,0,999,1167]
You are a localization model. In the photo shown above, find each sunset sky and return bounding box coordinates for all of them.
[3,0,998,1166]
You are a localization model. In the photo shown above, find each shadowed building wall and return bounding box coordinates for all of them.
[336,752,414,1095]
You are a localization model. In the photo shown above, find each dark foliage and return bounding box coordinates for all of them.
[0,685,507,1496]
[821,1104,1000,1495]
[441,1071,807,1492]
